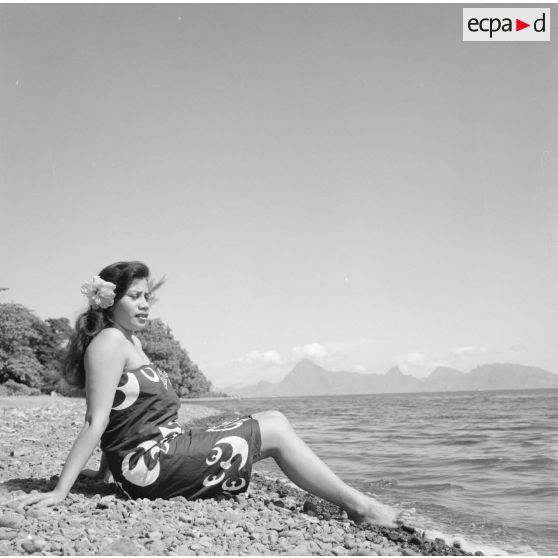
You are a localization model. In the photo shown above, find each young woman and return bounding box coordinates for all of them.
[18,261,400,526]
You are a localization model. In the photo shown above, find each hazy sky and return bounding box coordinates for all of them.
[1,4,557,388]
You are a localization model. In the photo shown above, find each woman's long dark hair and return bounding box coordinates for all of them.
[63,261,152,389]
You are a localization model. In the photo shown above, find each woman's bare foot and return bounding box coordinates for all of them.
[348,495,402,527]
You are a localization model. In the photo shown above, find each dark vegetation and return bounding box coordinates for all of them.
[0,302,214,398]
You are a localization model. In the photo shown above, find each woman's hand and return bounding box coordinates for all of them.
[78,468,114,483]
[78,468,102,479]
[14,489,67,509]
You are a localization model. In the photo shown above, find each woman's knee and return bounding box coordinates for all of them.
[255,410,292,431]
[253,410,293,454]
[254,409,287,422]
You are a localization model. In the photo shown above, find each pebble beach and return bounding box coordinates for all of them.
[0,396,485,556]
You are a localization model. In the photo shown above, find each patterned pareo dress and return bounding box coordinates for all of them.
[100,363,261,500]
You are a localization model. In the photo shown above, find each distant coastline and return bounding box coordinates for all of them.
[187,386,558,402]
[224,360,558,398]
[180,395,239,402]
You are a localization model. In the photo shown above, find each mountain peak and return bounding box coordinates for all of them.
[385,366,404,377]
[291,359,324,373]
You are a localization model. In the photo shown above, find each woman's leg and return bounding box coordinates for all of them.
[252,410,400,527]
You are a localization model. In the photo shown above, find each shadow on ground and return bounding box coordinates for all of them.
[1,476,117,499]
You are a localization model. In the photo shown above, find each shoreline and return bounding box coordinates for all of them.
[0,474,488,557]
[0,397,497,556]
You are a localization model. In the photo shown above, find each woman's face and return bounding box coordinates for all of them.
[112,278,151,333]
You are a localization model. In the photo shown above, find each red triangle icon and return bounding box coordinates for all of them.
[516,19,530,31]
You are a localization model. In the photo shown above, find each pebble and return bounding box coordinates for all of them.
[74,540,94,554]
[423,530,437,542]
[106,510,123,521]
[61,542,76,555]
[289,542,311,554]
[174,543,194,554]
[355,548,379,556]
[145,539,166,553]
[343,535,357,549]
[250,541,269,554]
[147,531,163,540]
[221,510,242,522]
[303,499,319,515]
[60,528,83,541]
[103,537,139,555]
[0,527,18,540]
[20,535,47,554]
[25,507,47,520]
[0,512,24,529]
[363,542,380,554]
[267,520,284,532]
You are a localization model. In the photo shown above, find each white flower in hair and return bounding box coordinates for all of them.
[81,276,116,309]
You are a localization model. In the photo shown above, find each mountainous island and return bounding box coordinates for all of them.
[225,360,558,397]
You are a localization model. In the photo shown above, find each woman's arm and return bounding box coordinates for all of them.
[18,329,128,507]
[43,416,110,502]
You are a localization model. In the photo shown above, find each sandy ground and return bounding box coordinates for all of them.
[0,396,479,556]
[0,395,78,409]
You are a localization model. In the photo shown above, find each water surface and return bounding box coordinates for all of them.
[186,389,558,555]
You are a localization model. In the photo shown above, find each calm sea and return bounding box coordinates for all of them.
[185,389,558,556]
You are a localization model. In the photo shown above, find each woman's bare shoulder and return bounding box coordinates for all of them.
[86,328,128,357]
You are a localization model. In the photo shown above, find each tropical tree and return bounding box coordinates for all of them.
[0,303,45,388]
[34,317,73,392]
[0,303,74,393]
